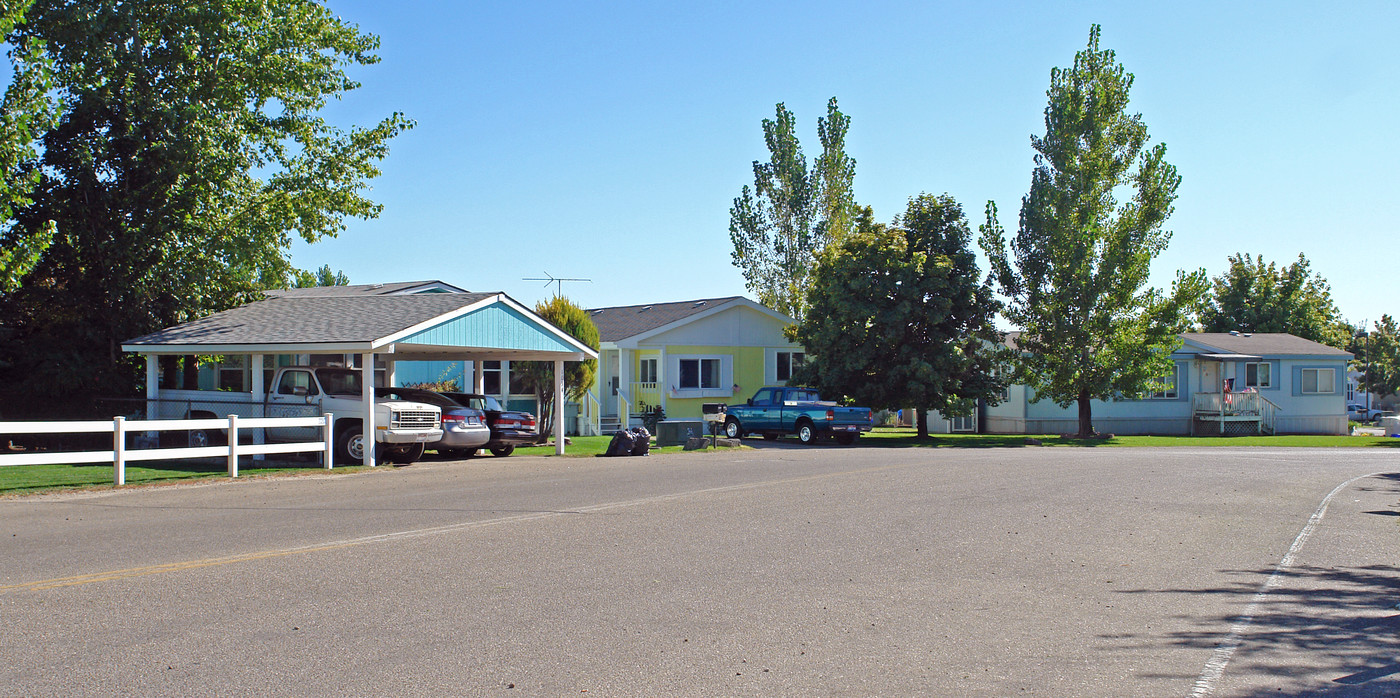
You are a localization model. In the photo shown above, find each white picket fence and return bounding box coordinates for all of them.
[0,413,334,486]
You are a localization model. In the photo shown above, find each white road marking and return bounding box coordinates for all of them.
[1187,470,1390,697]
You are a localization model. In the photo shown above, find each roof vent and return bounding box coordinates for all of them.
[1242,333,1252,337]
[693,300,707,307]
[1229,330,1239,336]
[592,309,604,315]
[640,306,652,312]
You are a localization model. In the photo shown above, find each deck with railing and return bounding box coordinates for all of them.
[1191,392,1278,436]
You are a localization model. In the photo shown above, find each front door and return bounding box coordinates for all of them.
[603,352,620,418]
[1200,361,1218,393]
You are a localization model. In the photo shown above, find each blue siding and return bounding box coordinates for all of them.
[399,305,577,353]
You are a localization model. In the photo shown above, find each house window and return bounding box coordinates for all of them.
[508,361,529,394]
[1245,362,1272,389]
[483,361,501,395]
[1300,368,1335,394]
[679,358,722,389]
[776,351,806,382]
[1145,365,1180,399]
[639,358,658,384]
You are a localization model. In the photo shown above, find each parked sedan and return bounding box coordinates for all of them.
[1347,403,1385,422]
[376,387,490,458]
[442,392,538,457]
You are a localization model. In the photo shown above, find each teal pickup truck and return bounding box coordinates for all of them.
[722,387,874,445]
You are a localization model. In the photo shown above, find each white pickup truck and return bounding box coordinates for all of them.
[263,366,442,465]
[183,366,442,465]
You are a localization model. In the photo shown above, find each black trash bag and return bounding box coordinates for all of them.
[629,426,651,456]
[602,429,636,457]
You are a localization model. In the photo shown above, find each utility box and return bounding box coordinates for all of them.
[1382,415,1400,437]
[656,419,704,447]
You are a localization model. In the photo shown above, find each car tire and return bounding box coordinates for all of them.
[490,445,515,457]
[796,420,816,445]
[724,418,742,439]
[388,443,425,465]
[335,424,364,464]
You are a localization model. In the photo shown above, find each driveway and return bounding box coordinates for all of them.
[1,446,1397,696]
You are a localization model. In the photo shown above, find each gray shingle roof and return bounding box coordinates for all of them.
[262,280,467,298]
[125,293,496,346]
[586,297,745,343]
[1182,333,1351,357]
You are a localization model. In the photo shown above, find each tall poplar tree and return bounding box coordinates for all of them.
[729,97,855,321]
[979,25,1206,437]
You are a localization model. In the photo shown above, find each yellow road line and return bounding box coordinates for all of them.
[4,462,905,594]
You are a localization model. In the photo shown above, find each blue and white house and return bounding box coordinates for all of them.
[929,332,1352,436]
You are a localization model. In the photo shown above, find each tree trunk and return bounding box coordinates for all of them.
[915,406,928,438]
[1077,389,1094,438]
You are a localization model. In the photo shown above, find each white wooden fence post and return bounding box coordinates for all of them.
[113,416,126,486]
[323,413,334,469]
[227,414,240,478]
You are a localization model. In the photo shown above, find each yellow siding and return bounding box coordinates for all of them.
[657,345,767,420]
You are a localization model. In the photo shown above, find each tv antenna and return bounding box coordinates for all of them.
[523,272,591,296]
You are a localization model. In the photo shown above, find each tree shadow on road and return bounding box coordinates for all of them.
[1115,564,1400,696]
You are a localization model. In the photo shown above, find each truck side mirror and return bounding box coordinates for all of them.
[747,398,753,406]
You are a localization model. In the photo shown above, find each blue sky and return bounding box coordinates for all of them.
[308,1,1398,329]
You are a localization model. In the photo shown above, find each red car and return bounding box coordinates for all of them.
[442,393,538,456]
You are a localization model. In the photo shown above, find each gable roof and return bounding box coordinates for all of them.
[1181,333,1351,358]
[586,296,747,343]
[263,280,467,298]
[122,292,597,360]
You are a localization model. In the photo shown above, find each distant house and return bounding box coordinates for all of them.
[587,297,802,430]
[930,332,1352,436]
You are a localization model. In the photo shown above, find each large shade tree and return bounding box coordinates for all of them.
[1356,315,1400,399]
[0,0,56,292]
[979,25,1207,437]
[0,0,412,403]
[1201,252,1350,349]
[729,97,856,321]
[797,196,1007,437]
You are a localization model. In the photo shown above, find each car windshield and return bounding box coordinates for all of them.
[455,394,503,411]
[315,369,362,396]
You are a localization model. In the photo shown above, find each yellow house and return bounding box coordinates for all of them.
[588,297,803,430]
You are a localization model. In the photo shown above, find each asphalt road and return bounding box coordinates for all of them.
[1,445,1397,697]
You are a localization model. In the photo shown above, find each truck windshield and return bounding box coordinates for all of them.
[315,369,363,396]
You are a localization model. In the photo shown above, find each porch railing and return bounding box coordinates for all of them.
[630,381,661,413]
[1191,392,1279,435]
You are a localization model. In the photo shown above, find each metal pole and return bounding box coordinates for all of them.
[323,412,334,469]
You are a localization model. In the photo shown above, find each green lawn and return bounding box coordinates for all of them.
[0,436,737,495]
[6,429,1392,496]
[860,427,1400,448]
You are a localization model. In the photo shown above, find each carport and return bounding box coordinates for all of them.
[122,292,598,463]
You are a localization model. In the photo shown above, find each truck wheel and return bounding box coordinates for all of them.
[336,424,365,464]
[489,445,515,457]
[796,420,816,445]
[724,418,743,439]
[835,432,857,445]
[389,443,425,465]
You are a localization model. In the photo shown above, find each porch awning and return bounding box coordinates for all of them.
[1196,352,1262,361]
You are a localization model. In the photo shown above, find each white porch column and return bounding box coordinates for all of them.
[473,360,485,393]
[555,359,566,456]
[144,355,158,420]
[385,357,397,388]
[361,352,375,466]
[618,348,632,429]
[250,354,265,459]
[658,346,668,414]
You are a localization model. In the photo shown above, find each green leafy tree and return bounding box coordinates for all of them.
[1201,252,1350,348]
[797,196,1007,437]
[729,97,856,321]
[1358,315,1400,399]
[291,265,351,288]
[0,0,412,402]
[0,0,56,292]
[517,296,600,442]
[979,25,1208,438]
